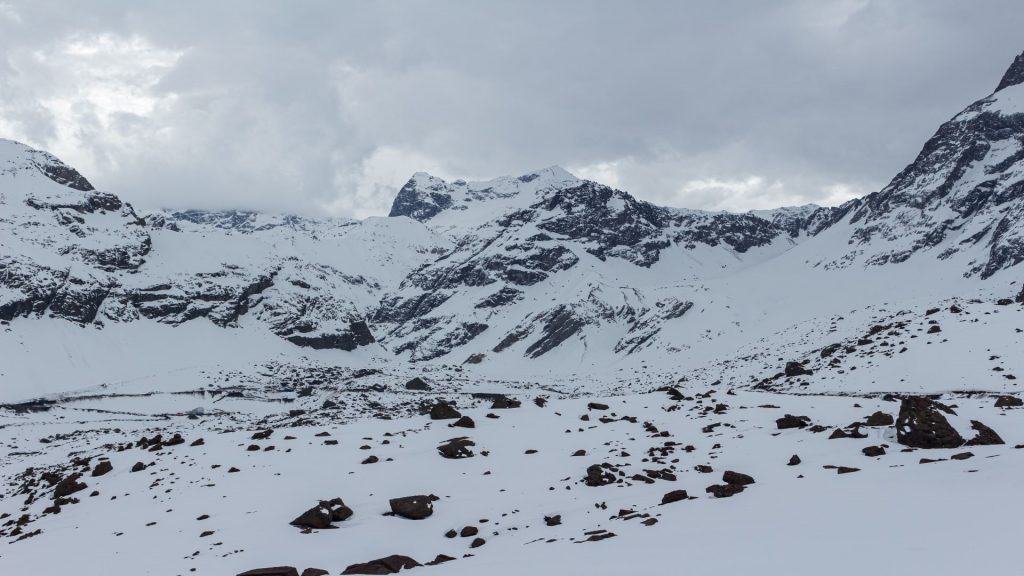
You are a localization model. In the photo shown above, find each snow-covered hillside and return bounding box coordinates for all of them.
[1,50,1024,576]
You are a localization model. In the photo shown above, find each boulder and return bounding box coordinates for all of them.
[291,498,353,529]
[429,402,461,420]
[425,555,455,566]
[896,397,964,449]
[53,473,87,499]
[437,437,475,459]
[776,414,810,429]
[862,445,886,457]
[491,396,521,409]
[237,568,300,576]
[583,464,617,487]
[405,377,430,391]
[450,416,475,428]
[91,460,113,477]
[995,395,1023,408]
[722,471,754,486]
[705,483,744,498]
[342,555,421,575]
[964,420,1004,446]
[784,361,813,377]
[661,490,689,504]
[389,495,434,520]
[863,411,894,426]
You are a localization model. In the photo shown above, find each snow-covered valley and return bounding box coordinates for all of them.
[2,50,1024,576]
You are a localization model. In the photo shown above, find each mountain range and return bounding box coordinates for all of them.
[3,51,1024,394]
[2,48,1024,576]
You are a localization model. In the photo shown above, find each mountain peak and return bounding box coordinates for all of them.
[518,165,577,182]
[389,166,581,222]
[995,50,1024,93]
[0,137,94,192]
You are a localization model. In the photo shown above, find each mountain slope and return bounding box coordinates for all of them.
[1,139,447,355]
[2,51,1024,387]
[798,59,1024,278]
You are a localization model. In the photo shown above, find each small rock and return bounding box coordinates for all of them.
[342,555,421,575]
[776,414,810,429]
[450,416,475,428]
[437,437,475,459]
[661,490,689,504]
[722,471,754,486]
[705,484,744,498]
[91,461,113,477]
[405,377,431,391]
[429,402,461,420]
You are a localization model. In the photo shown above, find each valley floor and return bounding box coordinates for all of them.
[1,378,1022,575]
[2,275,1022,576]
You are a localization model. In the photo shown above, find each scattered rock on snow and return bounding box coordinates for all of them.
[661,490,689,504]
[90,460,113,477]
[429,402,461,420]
[994,395,1022,408]
[776,414,810,429]
[964,420,1004,446]
[583,464,618,487]
[405,377,431,391]
[705,484,744,498]
[389,495,435,520]
[784,361,813,377]
[722,471,755,486]
[237,567,300,576]
[290,498,353,529]
[863,411,894,426]
[437,437,475,459]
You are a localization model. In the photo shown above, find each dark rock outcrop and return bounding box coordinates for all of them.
[896,397,964,449]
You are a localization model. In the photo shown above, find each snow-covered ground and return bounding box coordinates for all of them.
[1,382,1021,575]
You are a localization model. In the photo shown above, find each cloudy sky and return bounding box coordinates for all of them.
[1,1,1022,218]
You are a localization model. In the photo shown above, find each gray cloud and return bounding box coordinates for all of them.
[1,0,1022,217]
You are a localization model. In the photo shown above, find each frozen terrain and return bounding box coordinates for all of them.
[1,52,1024,576]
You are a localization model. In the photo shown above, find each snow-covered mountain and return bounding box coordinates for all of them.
[4,51,1024,377]
[1,144,446,354]
[2,50,1024,576]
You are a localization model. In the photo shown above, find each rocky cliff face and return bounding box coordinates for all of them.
[797,51,1024,278]
[0,140,443,350]
[372,167,801,362]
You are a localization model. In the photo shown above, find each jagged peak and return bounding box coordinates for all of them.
[389,166,581,222]
[517,165,578,183]
[995,50,1024,93]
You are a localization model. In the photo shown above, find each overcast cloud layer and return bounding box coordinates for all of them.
[1,1,1023,218]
